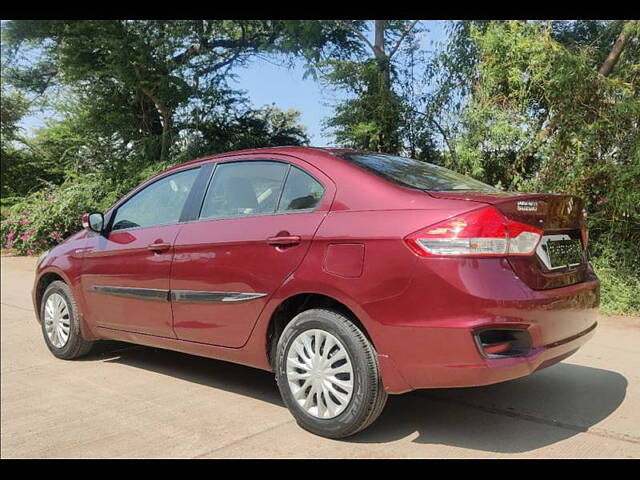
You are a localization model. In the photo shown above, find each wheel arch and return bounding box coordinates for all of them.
[34,271,68,323]
[266,292,375,370]
[33,267,99,341]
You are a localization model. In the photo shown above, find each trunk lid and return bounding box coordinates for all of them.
[429,191,589,290]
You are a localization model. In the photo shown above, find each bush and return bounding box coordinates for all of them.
[1,174,111,255]
[1,162,170,255]
[590,238,640,315]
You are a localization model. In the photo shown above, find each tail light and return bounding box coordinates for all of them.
[405,206,543,257]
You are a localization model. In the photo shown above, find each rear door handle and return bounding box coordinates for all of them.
[147,242,171,252]
[267,235,301,247]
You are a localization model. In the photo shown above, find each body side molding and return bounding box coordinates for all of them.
[170,290,267,303]
[89,285,266,304]
[89,285,169,301]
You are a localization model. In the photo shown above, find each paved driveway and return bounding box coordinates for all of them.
[1,255,639,458]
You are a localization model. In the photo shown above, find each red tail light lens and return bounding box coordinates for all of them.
[405,206,543,257]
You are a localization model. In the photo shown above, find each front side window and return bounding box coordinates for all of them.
[111,168,199,231]
[338,153,499,192]
[278,166,324,212]
[200,161,288,220]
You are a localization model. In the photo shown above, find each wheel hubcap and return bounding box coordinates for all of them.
[44,293,70,348]
[286,329,354,419]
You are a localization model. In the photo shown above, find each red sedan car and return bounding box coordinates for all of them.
[33,147,599,438]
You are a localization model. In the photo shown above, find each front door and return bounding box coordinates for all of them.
[170,158,333,347]
[81,166,201,337]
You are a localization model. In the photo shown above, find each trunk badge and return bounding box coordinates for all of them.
[517,201,538,212]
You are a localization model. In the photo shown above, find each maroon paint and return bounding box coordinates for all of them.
[33,147,599,394]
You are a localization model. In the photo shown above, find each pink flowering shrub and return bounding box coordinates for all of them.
[0,174,117,255]
[1,165,168,255]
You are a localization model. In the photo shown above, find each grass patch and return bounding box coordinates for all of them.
[590,243,640,316]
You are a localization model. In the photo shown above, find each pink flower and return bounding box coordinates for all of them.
[20,219,30,225]
[6,219,13,225]
[26,249,35,255]
[51,230,63,242]
[7,231,15,240]
[20,233,30,241]
[4,241,12,249]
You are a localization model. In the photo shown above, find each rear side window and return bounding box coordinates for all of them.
[111,167,199,231]
[200,161,288,220]
[338,153,499,192]
[278,166,324,212]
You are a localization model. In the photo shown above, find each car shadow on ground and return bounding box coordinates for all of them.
[88,341,628,454]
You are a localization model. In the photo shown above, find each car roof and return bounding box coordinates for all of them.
[163,146,365,173]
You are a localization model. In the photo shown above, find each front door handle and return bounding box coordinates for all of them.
[267,235,301,247]
[147,242,171,252]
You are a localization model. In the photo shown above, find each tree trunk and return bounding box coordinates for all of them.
[599,20,637,77]
[374,20,385,59]
[373,20,390,86]
[159,107,172,163]
[141,87,173,162]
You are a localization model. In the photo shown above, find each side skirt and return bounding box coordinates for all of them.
[95,326,273,372]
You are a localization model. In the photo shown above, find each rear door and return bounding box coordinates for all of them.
[170,156,335,347]
[81,166,202,337]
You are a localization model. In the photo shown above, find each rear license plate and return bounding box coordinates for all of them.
[545,238,583,269]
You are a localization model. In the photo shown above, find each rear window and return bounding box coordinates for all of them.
[337,153,499,192]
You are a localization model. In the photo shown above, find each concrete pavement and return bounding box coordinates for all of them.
[1,255,639,458]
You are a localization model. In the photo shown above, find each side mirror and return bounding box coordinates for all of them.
[82,212,104,233]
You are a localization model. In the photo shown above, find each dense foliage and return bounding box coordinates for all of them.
[443,21,640,314]
[1,20,638,314]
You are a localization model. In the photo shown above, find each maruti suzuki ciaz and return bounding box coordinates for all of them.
[33,147,599,438]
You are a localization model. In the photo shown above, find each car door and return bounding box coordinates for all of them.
[170,157,335,347]
[81,166,202,337]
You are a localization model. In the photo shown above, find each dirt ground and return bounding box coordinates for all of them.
[1,255,639,458]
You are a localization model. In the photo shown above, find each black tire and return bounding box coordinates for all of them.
[40,280,94,359]
[275,308,387,439]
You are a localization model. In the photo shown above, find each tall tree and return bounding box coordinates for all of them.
[2,21,297,163]
[450,20,639,254]
[1,87,32,198]
[318,20,421,153]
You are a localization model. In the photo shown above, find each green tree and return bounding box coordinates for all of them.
[6,22,338,169]
[444,20,640,313]
[179,104,309,160]
[319,20,420,153]
[1,87,32,199]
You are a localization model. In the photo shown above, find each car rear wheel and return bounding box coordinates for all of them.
[275,308,387,438]
[41,280,94,359]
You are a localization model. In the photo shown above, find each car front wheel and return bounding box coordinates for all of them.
[275,308,387,439]
[40,280,94,359]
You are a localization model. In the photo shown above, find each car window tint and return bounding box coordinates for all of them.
[200,161,288,220]
[111,168,199,231]
[339,153,500,192]
[278,166,324,212]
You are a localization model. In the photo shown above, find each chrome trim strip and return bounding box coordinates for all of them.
[170,290,267,303]
[536,234,583,271]
[89,286,266,304]
[89,285,169,301]
[543,322,597,349]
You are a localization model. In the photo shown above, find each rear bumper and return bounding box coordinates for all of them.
[367,258,600,394]
[402,321,596,391]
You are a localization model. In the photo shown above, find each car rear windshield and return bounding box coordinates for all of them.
[337,153,500,192]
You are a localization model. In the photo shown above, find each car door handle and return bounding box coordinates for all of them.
[267,235,301,247]
[147,242,171,252]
